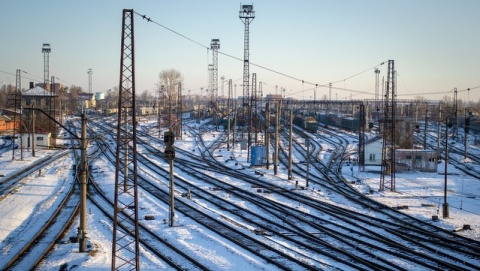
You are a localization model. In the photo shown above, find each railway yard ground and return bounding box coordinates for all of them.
[0,118,479,270]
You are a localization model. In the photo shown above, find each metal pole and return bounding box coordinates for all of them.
[288,110,293,182]
[227,80,231,150]
[169,159,175,227]
[464,108,468,159]
[31,103,35,157]
[424,108,428,149]
[443,120,449,218]
[274,102,279,175]
[79,112,88,252]
[306,138,310,187]
[437,105,441,152]
[233,100,237,151]
[265,102,270,169]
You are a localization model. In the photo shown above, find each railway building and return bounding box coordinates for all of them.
[395,149,438,172]
[20,132,52,149]
[0,115,19,133]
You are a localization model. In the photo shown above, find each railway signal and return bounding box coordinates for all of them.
[164,130,176,227]
[164,130,175,161]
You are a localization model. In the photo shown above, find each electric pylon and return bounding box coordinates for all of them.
[12,69,23,160]
[379,60,396,191]
[112,9,140,271]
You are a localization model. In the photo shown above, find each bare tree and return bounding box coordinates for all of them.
[68,85,83,114]
[140,89,150,107]
[0,84,10,108]
[157,69,183,127]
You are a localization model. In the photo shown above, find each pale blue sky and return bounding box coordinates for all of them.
[1,0,479,101]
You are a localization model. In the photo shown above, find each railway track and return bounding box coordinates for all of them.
[0,121,81,270]
[272,124,480,270]
[90,119,330,270]
[147,120,480,270]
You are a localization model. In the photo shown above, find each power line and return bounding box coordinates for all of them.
[135,12,480,99]
[134,12,384,89]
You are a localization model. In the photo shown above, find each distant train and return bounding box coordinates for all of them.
[294,115,318,133]
[102,106,159,116]
[316,112,360,132]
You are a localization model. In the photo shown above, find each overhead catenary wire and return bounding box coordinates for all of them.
[134,12,386,91]
[135,12,480,100]
[0,70,43,85]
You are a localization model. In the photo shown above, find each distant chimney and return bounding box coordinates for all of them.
[30,82,34,89]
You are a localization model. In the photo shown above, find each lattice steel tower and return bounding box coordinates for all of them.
[112,9,140,270]
[379,60,396,192]
[251,73,258,144]
[11,69,23,160]
[239,4,255,127]
[210,39,220,107]
[42,44,51,90]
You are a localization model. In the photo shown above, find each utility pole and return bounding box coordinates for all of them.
[274,101,280,175]
[51,76,57,138]
[288,110,293,182]
[265,102,270,169]
[437,105,442,152]
[329,82,332,101]
[358,103,365,171]
[177,83,182,139]
[31,103,35,157]
[443,119,450,218]
[424,107,428,149]
[454,88,458,139]
[306,138,310,187]
[79,113,88,252]
[164,131,175,227]
[464,109,471,159]
[12,69,23,161]
[227,79,232,150]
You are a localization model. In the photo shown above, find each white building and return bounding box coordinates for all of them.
[364,139,382,166]
[21,133,51,149]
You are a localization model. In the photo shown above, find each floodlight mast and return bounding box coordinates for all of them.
[239,4,255,137]
[42,44,51,91]
[210,39,220,106]
[88,69,93,93]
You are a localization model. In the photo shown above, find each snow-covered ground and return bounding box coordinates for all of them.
[0,122,479,270]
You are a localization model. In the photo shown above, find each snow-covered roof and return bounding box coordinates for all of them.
[22,86,55,97]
